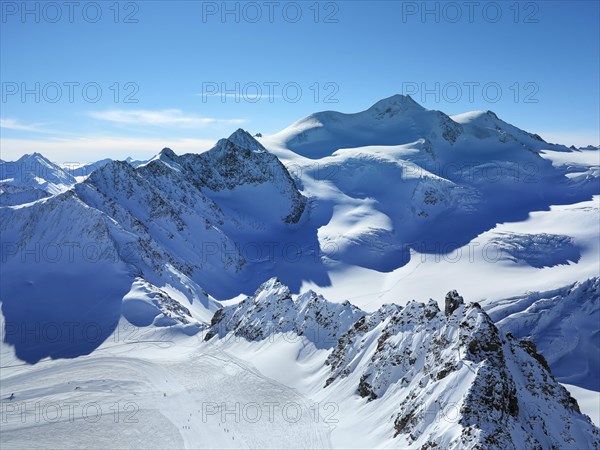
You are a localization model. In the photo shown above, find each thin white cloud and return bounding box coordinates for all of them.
[0,118,48,133]
[0,136,218,163]
[88,109,245,128]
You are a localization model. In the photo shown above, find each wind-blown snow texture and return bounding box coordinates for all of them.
[1,95,599,449]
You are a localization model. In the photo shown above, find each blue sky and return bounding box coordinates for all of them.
[1,0,599,162]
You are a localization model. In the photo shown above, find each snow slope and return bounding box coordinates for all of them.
[489,277,600,391]
[3,281,596,449]
[0,318,331,449]
[1,94,599,448]
[206,279,599,449]
[270,95,569,159]
[1,130,309,361]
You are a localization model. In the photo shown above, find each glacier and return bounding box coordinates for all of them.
[1,95,599,449]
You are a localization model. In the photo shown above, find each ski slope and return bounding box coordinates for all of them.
[0,319,332,449]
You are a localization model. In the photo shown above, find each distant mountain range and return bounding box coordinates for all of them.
[1,95,598,448]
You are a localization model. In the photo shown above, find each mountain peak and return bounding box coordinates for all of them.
[205,277,365,347]
[367,94,426,114]
[451,109,552,148]
[142,147,180,169]
[273,94,462,158]
[18,152,51,164]
[227,128,266,152]
[0,152,76,196]
[445,289,464,315]
[158,147,177,160]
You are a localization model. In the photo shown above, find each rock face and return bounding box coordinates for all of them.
[170,130,307,224]
[445,289,464,315]
[205,278,364,348]
[206,280,600,449]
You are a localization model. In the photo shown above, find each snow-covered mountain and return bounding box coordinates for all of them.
[488,277,600,391]
[0,152,76,194]
[0,154,148,206]
[63,158,113,179]
[142,130,307,225]
[271,94,569,159]
[1,129,308,361]
[264,96,598,278]
[0,153,76,206]
[0,183,50,207]
[1,95,598,449]
[205,277,365,347]
[271,95,460,158]
[205,278,599,449]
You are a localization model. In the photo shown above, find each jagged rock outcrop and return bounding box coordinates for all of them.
[206,281,600,449]
[205,278,364,347]
[445,290,464,315]
[325,294,599,449]
[149,129,307,224]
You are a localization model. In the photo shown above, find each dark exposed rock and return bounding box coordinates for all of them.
[519,339,551,373]
[445,290,464,316]
[204,309,225,341]
[204,277,364,348]
[206,281,600,449]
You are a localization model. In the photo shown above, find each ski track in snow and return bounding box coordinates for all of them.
[0,342,332,449]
